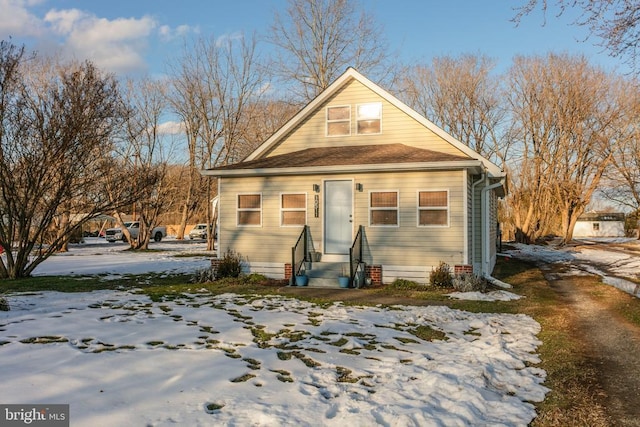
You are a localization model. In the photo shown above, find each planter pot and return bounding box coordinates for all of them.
[338,276,350,288]
[309,251,321,262]
[295,275,308,287]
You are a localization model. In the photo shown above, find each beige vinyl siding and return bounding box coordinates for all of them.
[265,79,468,158]
[354,171,465,268]
[218,176,322,264]
[218,169,466,273]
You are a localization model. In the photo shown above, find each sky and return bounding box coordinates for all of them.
[0,0,629,79]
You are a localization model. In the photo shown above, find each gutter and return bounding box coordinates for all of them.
[470,172,485,267]
[480,176,510,288]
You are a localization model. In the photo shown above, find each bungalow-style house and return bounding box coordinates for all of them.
[202,67,505,286]
[574,212,626,238]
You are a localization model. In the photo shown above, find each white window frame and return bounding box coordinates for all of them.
[369,190,399,227]
[356,102,382,135]
[280,192,307,227]
[326,105,351,137]
[237,193,262,227]
[417,189,450,228]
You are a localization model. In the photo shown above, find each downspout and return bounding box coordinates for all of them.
[470,172,485,270]
[480,177,511,289]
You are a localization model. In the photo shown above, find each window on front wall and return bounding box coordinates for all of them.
[357,102,382,135]
[370,191,398,226]
[593,222,600,231]
[237,194,261,226]
[418,190,449,227]
[326,105,351,136]
[281,193,307,226]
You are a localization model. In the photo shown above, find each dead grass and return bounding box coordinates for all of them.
[491,260,610,426]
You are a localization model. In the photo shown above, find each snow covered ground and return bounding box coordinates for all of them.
[0,238,550,426]
[505,238,640,298]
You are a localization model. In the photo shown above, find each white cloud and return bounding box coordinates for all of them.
[157,120,185,135]
[159,23,198,41]
[44,8,157,74]
[0,2,196,76]
[0,0,46,38]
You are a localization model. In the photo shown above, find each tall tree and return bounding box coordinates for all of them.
[119,77,175,250]
[168,33,268,249]
[600,76,640,221]
[0,42,132,279]
[506,53,617,244]
[268,0,395,102]
[400,54,507,165]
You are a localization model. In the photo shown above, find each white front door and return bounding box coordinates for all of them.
[324,180,353,255]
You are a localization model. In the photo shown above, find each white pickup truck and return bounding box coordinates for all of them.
[105,221,167,243]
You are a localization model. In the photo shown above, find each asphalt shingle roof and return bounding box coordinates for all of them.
[210,143,472,171]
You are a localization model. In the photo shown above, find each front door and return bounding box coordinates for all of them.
[324,180,353,255]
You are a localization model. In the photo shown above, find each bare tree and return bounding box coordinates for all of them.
[168,33,268,250]
[119,77,176,250]
[506,53,617,244]
[0,42,132,279]
[513,0,640,70]
[268,0,396,102]
[400,54,507,165]
[600,76,640,223]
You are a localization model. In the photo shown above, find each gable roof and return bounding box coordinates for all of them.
[241,67,504,178]
[205,143,484,177]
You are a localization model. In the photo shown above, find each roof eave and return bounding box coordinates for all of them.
[201,160,485,178]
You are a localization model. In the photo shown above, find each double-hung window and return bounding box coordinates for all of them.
[418,190,449,227]
[356,102,382,135]
[369,191,399,226]
[281,193,307,226]
[237,194,262,226]
[326,105,351,136]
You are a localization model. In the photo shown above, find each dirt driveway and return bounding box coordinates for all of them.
[539,257,640,426]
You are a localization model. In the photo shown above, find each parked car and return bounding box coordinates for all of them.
[188,223,209,240]
[105,221,167,243]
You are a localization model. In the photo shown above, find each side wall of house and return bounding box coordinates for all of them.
[266,79,468,158]
[218,170,467,282]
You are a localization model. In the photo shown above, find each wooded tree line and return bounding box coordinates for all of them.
[1,0,639,279]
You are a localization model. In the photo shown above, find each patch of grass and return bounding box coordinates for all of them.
[584,279,640,328]
[328,337,348,347]
[270,369,294,383]
[394,336,419,344]
[20,336,68,344]
[205,402,224,413]
[230,373,256,383]
[409,325,448,342]
[243,358,261,370]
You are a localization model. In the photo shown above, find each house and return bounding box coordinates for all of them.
[202,67,505,286]
[574,212,626,238]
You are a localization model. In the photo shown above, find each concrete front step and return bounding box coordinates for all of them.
[297,261,352,289]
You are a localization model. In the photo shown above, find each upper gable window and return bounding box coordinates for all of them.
[357,102,382,135]
[326,105,351,137]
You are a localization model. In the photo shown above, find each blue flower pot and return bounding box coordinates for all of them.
[295,275,308,286]
[338,276,350,288]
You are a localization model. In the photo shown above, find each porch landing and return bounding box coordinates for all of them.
[295,262,350,289]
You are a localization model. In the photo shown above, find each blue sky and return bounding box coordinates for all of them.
[0,0,627,77]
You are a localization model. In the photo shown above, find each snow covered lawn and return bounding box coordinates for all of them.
[1,290,547,426]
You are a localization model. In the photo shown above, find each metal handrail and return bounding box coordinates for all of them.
[349,225,364,284]
[291,225,309,284]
